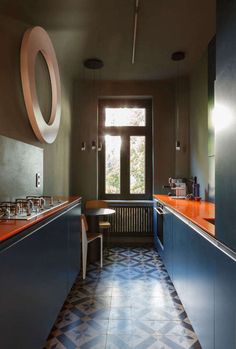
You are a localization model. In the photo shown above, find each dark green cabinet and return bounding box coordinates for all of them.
[0,202,81,349]
[215,0,236,252]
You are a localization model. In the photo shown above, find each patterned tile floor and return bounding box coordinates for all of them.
[44,247,202,349]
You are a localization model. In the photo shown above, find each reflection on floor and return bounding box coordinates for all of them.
[44,247,201,349]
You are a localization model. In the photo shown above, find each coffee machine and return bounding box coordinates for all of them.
[163,178,187,198]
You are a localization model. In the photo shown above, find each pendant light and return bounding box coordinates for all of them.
[171,51,186,151]
[81,58,104,151]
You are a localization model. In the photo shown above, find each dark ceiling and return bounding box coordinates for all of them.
[0,0,216,80]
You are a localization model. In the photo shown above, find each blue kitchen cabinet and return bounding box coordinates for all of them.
[162,209,173,278]
[215,249,236,349]
[160,203,236,349]
[171,216,215,349]
[172,215,189,301]
[67,203,81,288]
[0,202,81,349]
[153,201,159,251]
[185,227,215,349]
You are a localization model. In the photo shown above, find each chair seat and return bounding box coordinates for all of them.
[99,221,111,229]
[87,232,103,242]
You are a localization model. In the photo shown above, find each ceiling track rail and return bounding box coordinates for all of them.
[131,0,139,64]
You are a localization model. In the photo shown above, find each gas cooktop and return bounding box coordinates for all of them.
[0,196,68,220]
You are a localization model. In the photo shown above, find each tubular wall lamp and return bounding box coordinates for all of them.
[171,51,186,152]
[81,141,86,151]
[81,141,102,151]
[175,140,181,151]
[97,140,102,151]
[91,141,96,150]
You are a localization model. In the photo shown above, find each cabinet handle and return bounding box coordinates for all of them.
[155,207,164,215]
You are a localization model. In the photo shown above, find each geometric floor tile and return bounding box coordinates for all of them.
[44,246,202,349]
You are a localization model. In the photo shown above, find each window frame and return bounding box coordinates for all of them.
[98,98,152,200]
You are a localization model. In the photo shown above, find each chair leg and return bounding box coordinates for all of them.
[100,235,103,268]
[82,242,88,280]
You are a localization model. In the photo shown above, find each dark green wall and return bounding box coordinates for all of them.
[190,52,209,199]
[0,15,73,196]
[71,79,190,200]
[189,47,215,202]
[0,135,43,200]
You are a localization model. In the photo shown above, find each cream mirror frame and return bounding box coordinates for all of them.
[20,26,61,144]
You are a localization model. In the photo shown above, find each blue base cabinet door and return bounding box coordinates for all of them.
[171,216,215,349]
[162,209,173,278]
[185,228,215,349]
[153,202,158,251]
[0,203,81,349]
[172,216,189,301]
[215,250,236,349]
[0,215,67,349]
[67,204,81,288]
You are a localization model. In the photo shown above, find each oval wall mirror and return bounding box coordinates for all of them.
[20,26,61,144]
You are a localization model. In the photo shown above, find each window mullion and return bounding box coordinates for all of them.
[121,134,130,198]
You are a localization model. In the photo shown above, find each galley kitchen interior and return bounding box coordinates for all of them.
[0,1,235,349]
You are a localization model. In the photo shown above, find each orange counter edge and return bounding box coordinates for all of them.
[0,196,82,243]
[153,194,215,237]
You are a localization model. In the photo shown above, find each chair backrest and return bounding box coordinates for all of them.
[85,200,108,209]
[80,214,88,243]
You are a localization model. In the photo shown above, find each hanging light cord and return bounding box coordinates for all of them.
[132,0,139,64]
[176,64,180,143]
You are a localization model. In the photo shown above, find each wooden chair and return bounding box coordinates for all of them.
[80,214,103,279]
[85,200,112,249]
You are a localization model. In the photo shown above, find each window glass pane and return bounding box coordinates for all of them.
[105,135,121,194]
[130,136,145,194]
[105,108,145,126]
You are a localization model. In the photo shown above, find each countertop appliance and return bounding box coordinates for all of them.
[0,196,68,220]
[163,178,187,199]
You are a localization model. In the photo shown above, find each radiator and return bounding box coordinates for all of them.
[107,204,153,235]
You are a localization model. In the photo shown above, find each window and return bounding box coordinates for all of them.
[99,99,152,199]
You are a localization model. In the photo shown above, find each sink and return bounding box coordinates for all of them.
[204,218,215,225]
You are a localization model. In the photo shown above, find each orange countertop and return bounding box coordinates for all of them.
[153,195,215,237]
[0,196,81,243]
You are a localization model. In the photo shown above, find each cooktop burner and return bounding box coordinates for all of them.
[0,196,68,220]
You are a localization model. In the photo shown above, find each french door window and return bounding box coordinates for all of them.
[99,99,152,200]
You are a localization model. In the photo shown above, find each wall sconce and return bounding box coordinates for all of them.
[81,141,86,151]
[97,140,102,151]
[175,140,181,151]
[81,140,102,151]
[91,140,96,150]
